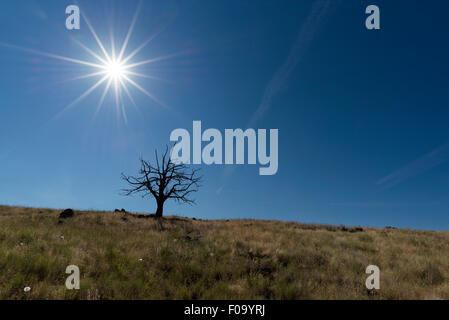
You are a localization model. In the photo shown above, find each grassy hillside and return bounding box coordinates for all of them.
[0,205,448,300]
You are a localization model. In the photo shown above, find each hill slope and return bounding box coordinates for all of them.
[0,205,448,300]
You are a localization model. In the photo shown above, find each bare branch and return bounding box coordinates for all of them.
[121,145,202,217]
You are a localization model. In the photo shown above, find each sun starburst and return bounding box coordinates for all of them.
[0,2,181,124]
[105,61,125,80]
[61,3,173,123]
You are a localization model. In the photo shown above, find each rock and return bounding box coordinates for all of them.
[24,287,31,292]
[184,235,200,242]
[59,209,74,219]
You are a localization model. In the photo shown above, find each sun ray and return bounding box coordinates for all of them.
[120,35,156,65]
[121,103,128,125]
[71,38,109,65]
[114,78,121,115]
[122,70,164,81]
[119,77,137,107]
[118,1,142,62]
[0,42,105,69]
[120,17,173,65]
[123,51,188,69]
[122,75,166,108]
[94,77,113,119]
[63,75,109,114]
[109,23,116,62]
[119,86,128,125]
[81,11,112,63]
[61,70,108,83]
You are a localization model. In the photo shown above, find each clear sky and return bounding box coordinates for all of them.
[1,0,448,230]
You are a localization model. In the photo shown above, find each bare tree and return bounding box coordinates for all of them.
[121,146,201,218]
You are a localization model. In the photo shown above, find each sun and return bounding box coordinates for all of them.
[0,2,181,123]
[106,60,125,80]
[51,2,175,123]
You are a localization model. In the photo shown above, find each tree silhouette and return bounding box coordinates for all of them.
[121,146,201,218]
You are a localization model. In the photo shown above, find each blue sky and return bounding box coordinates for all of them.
[1,0,448,230]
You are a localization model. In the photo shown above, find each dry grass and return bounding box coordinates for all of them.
[0,205,448,300]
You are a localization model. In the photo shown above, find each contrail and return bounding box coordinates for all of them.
[377,143,449,190]
[218,0,335,191]
[248,0,332,127]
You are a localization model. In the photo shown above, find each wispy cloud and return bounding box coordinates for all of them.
[377,143,449,189]
[248,0,333,127]
[218,0,334,193]
[331,201,440,208]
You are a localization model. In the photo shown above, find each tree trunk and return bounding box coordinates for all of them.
[155,201,164,218]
